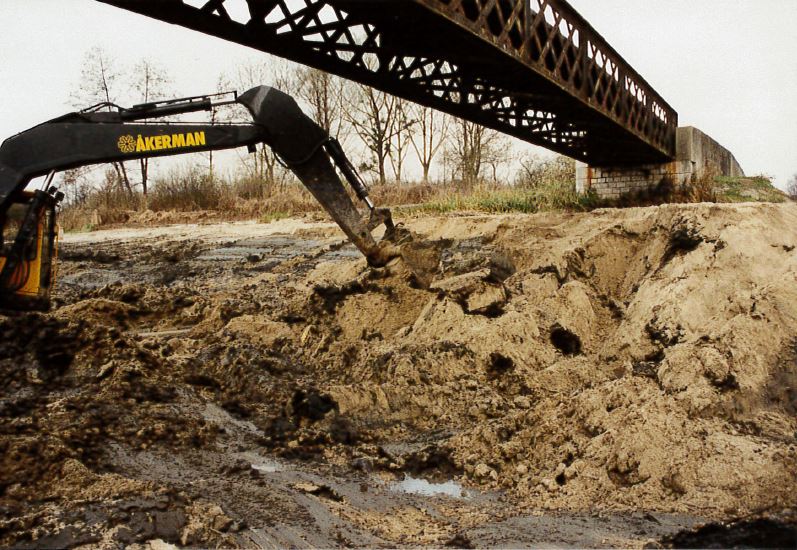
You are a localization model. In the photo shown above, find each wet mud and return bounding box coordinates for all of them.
[2,204,796,547]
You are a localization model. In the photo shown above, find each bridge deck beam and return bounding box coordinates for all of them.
[98,0,677,164]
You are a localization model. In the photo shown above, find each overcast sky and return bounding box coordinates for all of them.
[1,0,795,188]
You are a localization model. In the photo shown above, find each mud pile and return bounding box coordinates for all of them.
[297,203,797,515]
[1,202,796,546]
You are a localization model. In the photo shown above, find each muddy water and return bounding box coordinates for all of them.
[391,476,467,498]
[107,433,702,549]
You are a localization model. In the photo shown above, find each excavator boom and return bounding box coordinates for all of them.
[0,86,396,310]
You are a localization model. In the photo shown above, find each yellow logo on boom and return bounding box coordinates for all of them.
[117,135,136,153]
[117,131,207,153]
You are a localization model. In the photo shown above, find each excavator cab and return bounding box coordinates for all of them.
[0,188,62,311]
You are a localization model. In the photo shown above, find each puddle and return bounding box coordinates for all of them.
[324,245,361,260]
[390,476,468,498]
[59,270,124,289]
[197,236,359,262]
[250,458,283,473]
[230,450,284,473]
[198,246,281,262]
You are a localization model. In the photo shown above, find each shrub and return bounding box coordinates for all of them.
[148,167,226,211]
[516,155,576,189]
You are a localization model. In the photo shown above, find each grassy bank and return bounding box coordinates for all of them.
[60,172,789,232]
[714,176,789,203]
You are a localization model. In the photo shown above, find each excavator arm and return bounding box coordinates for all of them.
[0,86,396,310]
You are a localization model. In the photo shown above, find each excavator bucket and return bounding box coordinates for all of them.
[236,86,399,267]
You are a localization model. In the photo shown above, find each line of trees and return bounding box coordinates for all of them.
[63,47,572,203]
[65,47,173,203]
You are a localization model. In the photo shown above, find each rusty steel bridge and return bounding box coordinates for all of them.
[98,0,677,165]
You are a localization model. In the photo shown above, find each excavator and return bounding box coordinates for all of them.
[0,86,400,311]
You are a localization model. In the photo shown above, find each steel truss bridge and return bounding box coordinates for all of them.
[98,0,677,165]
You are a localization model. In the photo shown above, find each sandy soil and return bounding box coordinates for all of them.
[1,202,796,548]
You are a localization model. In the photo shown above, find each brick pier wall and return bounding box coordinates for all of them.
[576,127,744,200]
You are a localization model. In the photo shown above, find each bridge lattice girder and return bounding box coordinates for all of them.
[98,0,678,164]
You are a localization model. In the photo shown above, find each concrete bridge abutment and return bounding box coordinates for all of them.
[576,127,744,200]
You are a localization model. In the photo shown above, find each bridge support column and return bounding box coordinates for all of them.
[576,127,745,200]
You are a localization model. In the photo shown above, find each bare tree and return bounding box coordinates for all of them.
[408,104,450,184]
[787,173,797,200]
[388,98,415,183]
[70,47,132,195]
[205,72,236,183]
[130,59,172,197]
[346,85,402,185]
[296,67,350,143]
[229,59,300,189]
[444,118,509,186]
[59,167,93,205]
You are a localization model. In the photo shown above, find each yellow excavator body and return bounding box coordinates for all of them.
[0,192,58,311]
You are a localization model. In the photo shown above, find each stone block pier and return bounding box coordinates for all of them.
[577,127,744,199]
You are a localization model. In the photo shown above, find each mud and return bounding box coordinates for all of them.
[2,203,796,547]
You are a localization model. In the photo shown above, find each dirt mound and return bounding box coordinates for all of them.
[111,203,789,518]
[1,202,795,546]
[289,203,797,514]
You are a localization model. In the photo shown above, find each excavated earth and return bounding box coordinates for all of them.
[1,203,796,548]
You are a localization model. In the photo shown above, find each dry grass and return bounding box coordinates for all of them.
[59,185,143,231]
[60,170,320,231]
[59,155,591,231]
[63,164,789,234]
[397,180,593,215]
[684,171,719,203]
[60,176,596,232]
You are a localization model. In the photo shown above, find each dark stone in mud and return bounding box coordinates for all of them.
[8,497,188,549]
[660,223,704,268]
[222,399,253,419]
[328,416,359,445]
[659,516,797,549]
[550,324,582,356]
[487,352,515,377]
[0,314,78,384]
[351,457,374,472]
[446,532,475,548]
[403,445,461,477]
[23,525,102,549]
[184,373,221,389]
[124,507,187,544]
[158,264,184,285]
[220,459,254,476]
[633,349,665,381]
[311,281,370,313]
[290,389,338,421]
